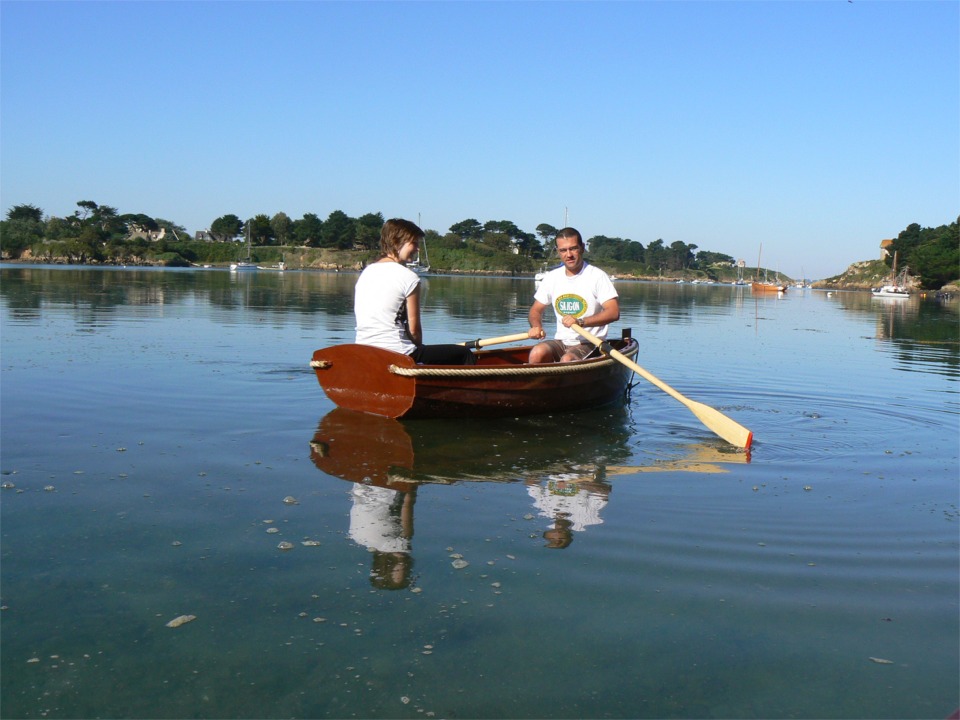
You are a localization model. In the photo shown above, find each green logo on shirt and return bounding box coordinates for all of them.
[556,294,586,318]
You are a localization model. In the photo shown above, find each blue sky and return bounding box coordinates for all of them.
[1,0,956,279]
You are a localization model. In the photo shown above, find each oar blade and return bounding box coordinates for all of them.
[686,399,754,451]
[570,324,754,450]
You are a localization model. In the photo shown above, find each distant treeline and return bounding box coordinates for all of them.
[878,220,959,289]
[1,201,956,287]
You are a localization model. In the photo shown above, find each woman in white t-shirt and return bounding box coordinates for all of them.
[354,219,475,365]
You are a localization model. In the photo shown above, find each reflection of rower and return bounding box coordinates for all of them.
[309,410,420,589]
[525,471,612,549]
[348,484,417,590]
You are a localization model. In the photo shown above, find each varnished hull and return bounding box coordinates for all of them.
[311,337,639,419]
[751,281,786,293]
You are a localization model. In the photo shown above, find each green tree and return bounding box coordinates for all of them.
[514,230,541,258]
[128,237,149,263]
[433,231,465,250]
[892,220,959,289]
[587,235,621,260]
[121,213,159,236]
[322,210,355,249]
[92,205,124,236]
[271,212,292,245]
[536,223,558,245]
[73,225,105,263]
[450,219,484,241]
[293,213,324,247]
[0,218,44,258]
[669,240,696,270]
[75,200,98,221]
[483,220,521,238]
[483,232,514,253]
[2,204,46,258]
[622,240,644,263]
[249,214,274,245]
[355,212,385,251]
[695,250,734,268]
[645,239,667,271]
[44,216,74,240]
[587,236,644,264]
[210,214,243,242]
[6,204,43,222]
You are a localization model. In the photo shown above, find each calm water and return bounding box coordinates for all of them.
[1,265,957,720]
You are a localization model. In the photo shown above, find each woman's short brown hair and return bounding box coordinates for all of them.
[381,218,424,258]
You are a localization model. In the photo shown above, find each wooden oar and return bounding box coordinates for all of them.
[458,332,531,349]
[571,324,754,451]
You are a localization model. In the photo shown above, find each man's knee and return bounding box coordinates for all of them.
[528,343,553,364]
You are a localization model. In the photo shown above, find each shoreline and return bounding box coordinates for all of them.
[2,258,956,294]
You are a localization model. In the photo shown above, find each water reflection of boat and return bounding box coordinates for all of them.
[310,407,750,491]
[310,407,751,582]
[309,407,634,490]
[310,407,635,577]
[310,330,639,419]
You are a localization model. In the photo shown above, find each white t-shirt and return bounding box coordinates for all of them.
[533,263,618,345]
[348,484,410,554]
[354,261,420,355]
[527,474,608,532]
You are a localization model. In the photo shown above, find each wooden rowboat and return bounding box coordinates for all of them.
[310,330,639,419]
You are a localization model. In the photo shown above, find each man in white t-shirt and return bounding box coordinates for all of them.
[527,227,620,363]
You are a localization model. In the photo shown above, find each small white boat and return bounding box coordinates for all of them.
[534,264,548,285]
[406,235,430,275]
[871,251,910,299]
[872,285,910,299]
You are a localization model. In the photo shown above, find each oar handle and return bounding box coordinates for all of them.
[459,332,531,349]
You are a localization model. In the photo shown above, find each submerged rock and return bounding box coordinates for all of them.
[165,614,196,628]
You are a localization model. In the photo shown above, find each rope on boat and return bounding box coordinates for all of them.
[388,357,626,378]
[311,348,639,377]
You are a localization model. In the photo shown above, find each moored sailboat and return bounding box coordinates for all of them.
[230,223,257,271]
[751,244,786,294]
[871,251,910,299]
[406,232,430,275]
